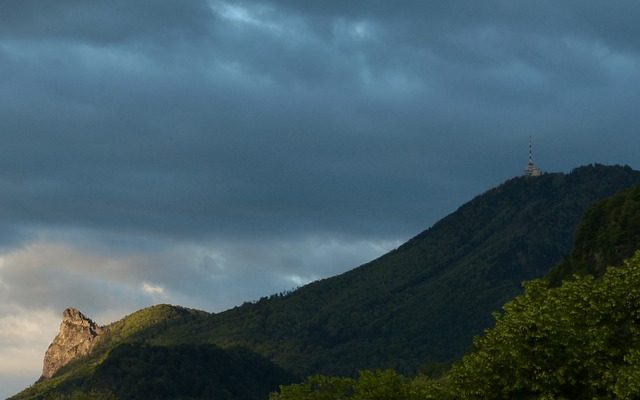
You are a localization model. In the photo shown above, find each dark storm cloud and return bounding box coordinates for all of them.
[0,1,212,44]
[260,0,640,50]
[0,0,639,244]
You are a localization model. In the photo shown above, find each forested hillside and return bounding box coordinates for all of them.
[547,183,640,284]
[272,187,640,399]
[190,164,640,376]
[271,251,640,399]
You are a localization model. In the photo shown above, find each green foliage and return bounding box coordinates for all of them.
[352,370,412,400]
[13,343,294,400]
[270,370,439,400]
[97,304,209,348]
[447,251,640,399]
[93,343,294,400]
[417,361,450,378]
[42,390,117,400]
[270,375,356,400]
[271,252,640,400]
[547,184,640,285]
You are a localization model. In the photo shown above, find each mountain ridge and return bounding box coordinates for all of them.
[270,168,640,399]
[194,164,640,376]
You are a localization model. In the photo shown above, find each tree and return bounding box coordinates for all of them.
[449,251,640,399]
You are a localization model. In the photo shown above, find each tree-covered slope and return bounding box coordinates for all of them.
[445,251,640,399]
[271,251,640,400]
[547,184,640,285]
[11,305,295,400]
[271,181,640,399]
[13,334,293,400]
[189,164,640,376]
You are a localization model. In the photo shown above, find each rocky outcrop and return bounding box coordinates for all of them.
[41,308,104,379]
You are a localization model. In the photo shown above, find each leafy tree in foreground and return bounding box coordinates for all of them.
[269,374,355,400]
[448,250,640,399]
[269,369,447,400]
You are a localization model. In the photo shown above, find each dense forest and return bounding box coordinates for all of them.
[547,183,640,284]
[183,164,640,376]
[271,251,640,399]
[271,181,640,399]
[18,342,293,400]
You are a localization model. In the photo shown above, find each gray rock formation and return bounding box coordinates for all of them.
[41,307,104,379]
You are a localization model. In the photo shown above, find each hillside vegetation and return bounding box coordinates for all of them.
[192,164,640,375]
[547,184,640,284]
[272,176,640,399]
[14,341,293,400]
[272,252,640,399]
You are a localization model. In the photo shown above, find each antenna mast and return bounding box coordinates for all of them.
[523,136,541,177]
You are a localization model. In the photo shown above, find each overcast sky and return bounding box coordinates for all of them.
[2,0,640,396]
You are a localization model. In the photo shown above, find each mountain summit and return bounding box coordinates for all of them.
[41,308,104,379]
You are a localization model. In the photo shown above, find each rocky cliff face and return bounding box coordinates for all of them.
[41,308,104,379]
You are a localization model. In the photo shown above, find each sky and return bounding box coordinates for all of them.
[2,0,640,396]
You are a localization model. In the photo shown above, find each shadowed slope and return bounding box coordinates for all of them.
[547,184,640,284]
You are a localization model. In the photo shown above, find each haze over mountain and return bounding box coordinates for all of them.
[12,164,640,399]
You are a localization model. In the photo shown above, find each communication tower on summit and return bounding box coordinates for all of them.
[523,137,541,177]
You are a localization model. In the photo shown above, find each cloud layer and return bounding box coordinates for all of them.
[1,1,640,395]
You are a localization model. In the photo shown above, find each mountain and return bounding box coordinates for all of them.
[547,183,640,285]
[12,164,640,399]
[192,164,640,376]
